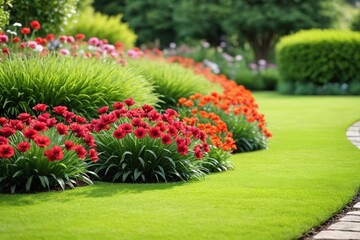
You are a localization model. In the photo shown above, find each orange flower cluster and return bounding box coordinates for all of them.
[180,105,236,151]
[168,56,272,138]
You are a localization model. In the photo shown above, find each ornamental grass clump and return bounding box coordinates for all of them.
[90,99,209,183]
[0,104,98,194]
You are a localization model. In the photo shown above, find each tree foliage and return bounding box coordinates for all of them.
[8,0,78,35]
[0,0,11,31]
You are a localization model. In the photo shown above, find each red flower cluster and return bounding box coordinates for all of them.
[91,99,209,159]
[0,103,99,163]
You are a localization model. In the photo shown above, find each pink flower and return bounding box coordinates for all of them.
[67,36,75,43]
[0,34,8,43]
[88,37,100,46]
[59,49,70,55]
[27,41,37,49]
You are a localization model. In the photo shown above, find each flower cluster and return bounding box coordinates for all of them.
[0,20,142,63]
[91,99,209,159]
[0,104,99,162]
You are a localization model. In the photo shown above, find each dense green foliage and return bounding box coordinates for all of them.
[64,7,137,47]
[124,0,176,47]
[127,59,221,109]
[0,56,158,118]
[220,0,337,61]
[8,0,78,35]
[276,29,360,95]
[93,0,125,16]
[1,93,360,239]
[351,12,360,31]
[0,0,11,31]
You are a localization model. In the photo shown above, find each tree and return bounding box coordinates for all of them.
[0,0,12,31]
[124,0,177,47]
[220,0,338,61]
[172,0,226,46]
[92,0,125,16]
[9,0,78,35]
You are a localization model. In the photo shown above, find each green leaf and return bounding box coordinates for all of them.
[138,157,145,167]
[133,169,142,181]
[25,175,34,192]
[12,170,23,178]
[56,178,65,191]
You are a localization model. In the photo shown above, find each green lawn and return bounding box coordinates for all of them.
[1,92,360,240]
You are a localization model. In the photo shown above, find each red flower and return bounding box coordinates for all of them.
[23,128,38,139]
[44,146,63,162]
[89,149,99,162]
[97,106,109,114]
[32,121,48,132]
[148,127,161,138]
[64,140,75,150]
[70,123,86,137]
[161,134,172,145]
[119,123,132,133]
[148,110,161,121]
[56,123,69,135]
[194,150,203,159]
[13,37,21,43]
[34,135,51,148]
[134,127,146,138]
[17,142,31,152]
[0,136,8,145]
[175,137,186,146]
[2,47,9,55]
[0,117,8,126]
[124,98,135,107]
[203,143,210,153]
[0,127,15,138]
[177,144,188,156]
[46,34,55,41]
[17,113,32,123]
[30,20,41,30]
[156,122,167,132]
[113,129,126,139]
[53,106,68,115]
[0,145,14,158]
[62,111,76,123]
[21,27,31,35]
[46,118,57,127]
[9,120,24,131]
[75,116,87,124]
[113,102,124,109]
[59,35,67,43]
[84,134,96,147]
[142,104,154,113]
[33,103,48,112]
[131,118,142,127]
[37,113,50,122]
[76,33,86,40]
[74,145,87,159]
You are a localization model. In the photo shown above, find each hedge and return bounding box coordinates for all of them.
[276,29,360,95]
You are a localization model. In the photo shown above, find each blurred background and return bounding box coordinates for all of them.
[2,0,360,92]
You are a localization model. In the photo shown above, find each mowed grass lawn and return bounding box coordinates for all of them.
[0,92,359,240]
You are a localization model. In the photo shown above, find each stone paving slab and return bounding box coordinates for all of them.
[340,215,360,222]
[329,222,360,231]
[347,131,360,137]
[353,203,360,209]
[348,212,360,216]
[314,230,360,239]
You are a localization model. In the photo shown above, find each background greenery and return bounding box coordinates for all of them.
[0,93,359,239]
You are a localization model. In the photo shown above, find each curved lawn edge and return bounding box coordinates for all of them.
[0,92,360,240]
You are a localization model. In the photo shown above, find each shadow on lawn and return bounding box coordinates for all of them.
[0,180,188,206]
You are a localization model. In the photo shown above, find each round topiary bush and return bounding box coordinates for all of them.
[276,29,360,95]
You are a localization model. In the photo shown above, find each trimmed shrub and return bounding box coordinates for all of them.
[127,58,222,109]
[0,56,158,118]
[8,0,77,35]
[276,29,360,94]
[64,7,137,48]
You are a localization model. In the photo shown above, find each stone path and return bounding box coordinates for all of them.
[311,121,360,240]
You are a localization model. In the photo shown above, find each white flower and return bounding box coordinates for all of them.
[258,59,267,66]
[202,41,210,48]
[13,22,22,27]
[35,45,44,52]
[169,42,176,49]
[235,55,243,61]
